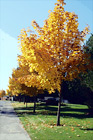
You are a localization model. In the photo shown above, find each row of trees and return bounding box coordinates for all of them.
[7,0,92,125]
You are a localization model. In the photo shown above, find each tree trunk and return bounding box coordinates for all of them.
[33,96,36,113]
[24,96,25,105]
[25,96,27,108]
[26,102,27,108]
[57,91,62,126]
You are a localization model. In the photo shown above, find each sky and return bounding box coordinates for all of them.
[0,0,93,91]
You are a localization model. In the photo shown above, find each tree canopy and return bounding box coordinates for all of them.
[18,0,91,94]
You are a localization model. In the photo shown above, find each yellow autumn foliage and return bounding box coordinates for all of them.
[17,0,91,93]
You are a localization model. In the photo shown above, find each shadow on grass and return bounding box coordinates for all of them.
[80,128,93,131]
[14,103,93,119]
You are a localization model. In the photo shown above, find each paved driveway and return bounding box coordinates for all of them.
[0,100,31,140]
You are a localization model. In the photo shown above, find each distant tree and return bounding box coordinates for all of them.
[8,66,43,112]
[65,34,93,114]
[81,34,93,91]
[86,33,93,60]
[81,34,93,114]
[0,90,6,98]
[6,89,12,97]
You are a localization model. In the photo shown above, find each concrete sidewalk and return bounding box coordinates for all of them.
[0,100,31,140]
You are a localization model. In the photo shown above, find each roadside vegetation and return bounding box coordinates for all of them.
[12,102,93,140]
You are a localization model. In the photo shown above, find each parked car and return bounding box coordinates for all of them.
[46,98,58,105]
[37,98,45,102]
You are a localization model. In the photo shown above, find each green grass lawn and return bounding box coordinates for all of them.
[12,102,93,140]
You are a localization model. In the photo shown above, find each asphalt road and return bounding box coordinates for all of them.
[0,100,31,140]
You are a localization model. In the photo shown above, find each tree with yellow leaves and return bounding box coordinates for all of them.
[8,64,43,112]
[0,89,6,99]
[18,0,92,125]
